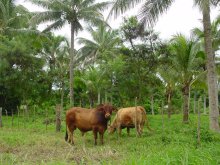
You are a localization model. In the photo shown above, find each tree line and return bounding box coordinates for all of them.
[0,0,219,131]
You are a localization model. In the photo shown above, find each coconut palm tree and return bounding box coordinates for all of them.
[110,0,220,131]
[40,33,68,95]
[158,64,178,118]
[77,23,121,64]
[169,34,204,123]
[0,0,34,35]
[192,16,220,54]
[29,0,110,106]
[82,66,108,106]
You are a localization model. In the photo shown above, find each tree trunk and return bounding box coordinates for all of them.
[69,22,75,106]
[203,4,220,131]
[167,92,171,118]
[204,94,207,114]
[98,89,101,105]
[0,107,2,127]
[182,85,190,123]
[151,95,155,115]
[194,91,197,114]
[105,90,107,103]
[197,98,201,147]
[55,104,61,132]
[188,86,191,116]
[61,81,64,111]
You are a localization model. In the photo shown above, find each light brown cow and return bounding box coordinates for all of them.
[65,104,114,145]
[108,106,151,136]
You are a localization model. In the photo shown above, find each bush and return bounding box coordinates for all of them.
[143,99,160,114]
[193,127,214,143]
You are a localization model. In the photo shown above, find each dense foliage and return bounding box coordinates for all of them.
[0,0,220,128]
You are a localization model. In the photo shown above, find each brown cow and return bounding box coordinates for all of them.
[65,104,114,145]
[108,106,151,136]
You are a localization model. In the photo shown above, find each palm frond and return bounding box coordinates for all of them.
[3,27,44,36]
[28,0,53,10]
[191,27,204,39]
[84,1,112,11]
[72,19,83,34]
[193,0,210,12]
[30,11,62,26]
[0,1,7,22]
[108,0,142,19]
[211,0,220,6]
[138,0,174,27]
[42,19,66,32]
[81,0,96,8]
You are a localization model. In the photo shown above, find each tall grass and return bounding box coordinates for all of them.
[0,114,220,164]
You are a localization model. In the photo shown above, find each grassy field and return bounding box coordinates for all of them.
[0,114,220,165]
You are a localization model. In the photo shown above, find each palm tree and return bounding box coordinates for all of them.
[0,0,33,35]
[82,66,108,106]
[110,0,220,131]
[169,34,203,123]
[77,23,121,64]
[158,64,178,118]
[192,16,220,54]
[40,33,68,95]
[55,43,70,110]
[29,0,110,106]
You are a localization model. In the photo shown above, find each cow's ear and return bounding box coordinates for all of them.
[96,104,104,111]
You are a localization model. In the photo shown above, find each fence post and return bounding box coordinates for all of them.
[0,107,2,127]
[5,110,8,127]
[161,101,164,131]
[23,106,25,128]
[17,106,20,128]
[56,104,61,132]
[34,105,36,124]
[45,109,48,131]
[197,98,201,147]
[151,95,155,115]
[11,109,14,127]
[24,105,29,122]
[135,97,138,138]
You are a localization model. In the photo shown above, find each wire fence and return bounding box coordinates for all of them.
[0,96,208,132]
[0,104,63,132]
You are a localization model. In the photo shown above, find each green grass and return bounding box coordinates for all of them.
[0,114,220,164]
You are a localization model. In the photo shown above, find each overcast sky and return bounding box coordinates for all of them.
[17,0,219,49]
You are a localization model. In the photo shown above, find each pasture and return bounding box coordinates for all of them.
[1,114,220,164]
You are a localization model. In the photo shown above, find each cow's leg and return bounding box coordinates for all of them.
[99,131,104,145]
[127,127,130,136]
[137,124,142,136]
[67,126,72,143]
[93,130,98,145]
[67,126,76,145]
[117,125,122,136]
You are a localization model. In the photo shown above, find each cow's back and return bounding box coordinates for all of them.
[66,107,94,132]
[117,107,143,126]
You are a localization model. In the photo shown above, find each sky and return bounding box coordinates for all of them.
[16,0,219,49]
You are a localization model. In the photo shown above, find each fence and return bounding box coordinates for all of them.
[0,96,208,132]
[0,104,64,132]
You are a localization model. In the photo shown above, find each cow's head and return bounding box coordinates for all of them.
[108,125,116,134]
[97,103,115,119]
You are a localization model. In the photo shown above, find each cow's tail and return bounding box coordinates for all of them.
[145,117,153,131]
[140,106,153,132]
[65,125,68,142]
[145,114,154,132]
